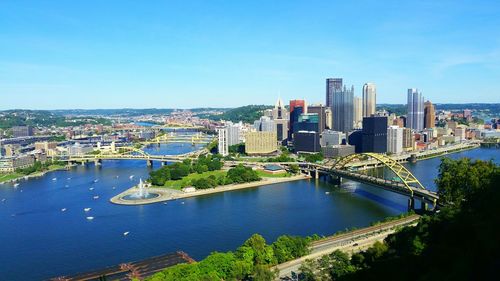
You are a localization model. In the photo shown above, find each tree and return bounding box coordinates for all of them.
[289,164,299,174]
[435,158,498,207]
[271,235,310,263]
[252,264,277,281]
[327,250,356,279]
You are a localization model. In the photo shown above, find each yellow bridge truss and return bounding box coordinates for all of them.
[332,153,426,196]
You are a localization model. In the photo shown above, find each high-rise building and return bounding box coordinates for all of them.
[332,85,354,133]
[272,97,289,120]
[254,116,275,132]
[308,105,328,132]
[326,78,343,107]
[294,113,320,133]
[387,126,403,154]
[325,108,332,129]
[271,97,289,141]
[226,122,242,145]
[12,126,34,138]
[402,128,414,150]
[289,100,306,140]
[321,130,345,146]
[362,83,376,117]
[353,96,363,129]
[407,88,424,131]
[245,131,278,155]
[217,126,228,156]
[361,116,387,153]
[294,131,321,153]
[424,100,435,129]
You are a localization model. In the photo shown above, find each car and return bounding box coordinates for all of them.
[353,243,359,246]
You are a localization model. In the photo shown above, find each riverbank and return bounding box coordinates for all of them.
[0,164,68,185]
[110,174,310,205]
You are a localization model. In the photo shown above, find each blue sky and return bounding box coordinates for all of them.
[1,0,499,109]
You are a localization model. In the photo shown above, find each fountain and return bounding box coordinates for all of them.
[121,178,160,200]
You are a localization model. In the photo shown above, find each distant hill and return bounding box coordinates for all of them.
[200,105,273,123]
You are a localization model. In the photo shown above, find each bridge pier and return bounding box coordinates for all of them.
[315,169,319,180]
[94,159,102,166]
[407,197,415,211]
[146,159,153,167]
[161,161,167,166]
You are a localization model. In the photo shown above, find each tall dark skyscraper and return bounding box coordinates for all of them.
[326,78,343,108]
[361,116,387,153]
[332,85,354,133]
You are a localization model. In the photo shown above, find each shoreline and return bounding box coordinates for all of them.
[110,174,310,205]
[0,165,68,185]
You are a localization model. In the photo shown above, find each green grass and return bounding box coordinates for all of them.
[0,172,24,183]
[160,170,227,190]
[256,170,291,178]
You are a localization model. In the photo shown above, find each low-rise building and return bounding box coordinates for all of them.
[322,145,355,158]
[68,143,94,156]
[0,155,35,172]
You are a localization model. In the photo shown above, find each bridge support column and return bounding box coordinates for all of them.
[315,169,319,180]
[147,159,153,167]
[161,161,167,166]
[407,197,415,211]
[94,159,102,166]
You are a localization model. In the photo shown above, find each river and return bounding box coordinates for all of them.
[0,145,498,280]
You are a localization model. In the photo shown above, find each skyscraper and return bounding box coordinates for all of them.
[216,127,228,156]
[407,88,424,131]
[332,85,354,133]
[362,83,376,117]
[424,100,435,129]
[326,78,343,107]
[387,125,403,154]
[308,105,327,132]
[353,96,362,129]
[289,99,306,140]
[362,116,387,153]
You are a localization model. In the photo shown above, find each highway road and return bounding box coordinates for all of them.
[274,214,421,280]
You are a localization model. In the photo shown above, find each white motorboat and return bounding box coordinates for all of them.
[123,231,130,236]
[93,196,99,200]
[61,208,67,212]
[129,175,135,180]
[52,178,57,181]
[84,208,91,212]
[89,187,94,191]
[86,216,94,220]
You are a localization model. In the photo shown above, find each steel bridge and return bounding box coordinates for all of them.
[63,146,207,166]
[296,153,439,210]
[142,132,215,145]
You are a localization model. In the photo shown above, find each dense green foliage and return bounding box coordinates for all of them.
[229,143,246,155]
[205,105,273,123]
[303,153,324,163]
[149,155,223,186]
[15,160,66,175]
[226,164,261,184]
[146,234,310,281]
[301,158,500,281]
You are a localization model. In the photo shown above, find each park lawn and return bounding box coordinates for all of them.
[48,164,66,170]
[256,170,291,178]
[162,170,227,190]
[0,172,24,183]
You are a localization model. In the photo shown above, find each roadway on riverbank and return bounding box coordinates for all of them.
[274,214,421,279]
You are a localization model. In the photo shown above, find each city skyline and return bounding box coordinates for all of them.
[1,0,499,109]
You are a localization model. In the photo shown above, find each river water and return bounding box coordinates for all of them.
[0,145,498,280]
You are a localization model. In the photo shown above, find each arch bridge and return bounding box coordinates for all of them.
[63,146,206,167]
[309,153,439,210]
